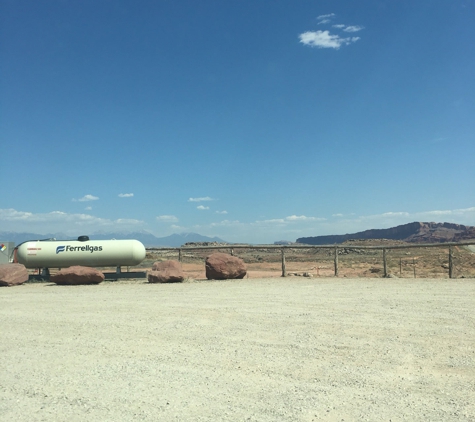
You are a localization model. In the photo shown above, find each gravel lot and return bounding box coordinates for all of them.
[1,278,474,421]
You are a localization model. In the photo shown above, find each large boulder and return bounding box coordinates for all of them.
[148,260,185,283]
[51,266,104,285]
[0,263,29,287]
[205,253,247,280]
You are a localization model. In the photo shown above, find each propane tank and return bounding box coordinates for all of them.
[15,237,146,268]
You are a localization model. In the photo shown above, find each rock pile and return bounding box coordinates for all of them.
[182,242,230,247]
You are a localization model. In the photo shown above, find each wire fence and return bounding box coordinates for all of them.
[146,241,475,279]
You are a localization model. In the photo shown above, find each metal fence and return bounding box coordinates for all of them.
[146,241,475,279]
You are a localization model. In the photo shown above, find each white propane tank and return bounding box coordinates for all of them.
[16,238,146,268]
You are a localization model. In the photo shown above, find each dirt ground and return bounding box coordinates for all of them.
[1,277,474,421]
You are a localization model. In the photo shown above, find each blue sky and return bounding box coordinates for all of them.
[1,0,474,243]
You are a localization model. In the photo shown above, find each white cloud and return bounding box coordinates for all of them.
[286,215,325,222]
[424,210,453,216]
[255,219,286,225]
[85,206,92,211]
[188,197,213,202]
[0,208,37,221]
[317,13,335,21]
[301,14,363,49]
[197,205,209,210]
[73,194,99,202]
[381,212,410,217]
[216,210,228,215]
[118,193,134,198]
[332,213,344,217]
[343,25,364,33]
[350,207,475,224]
[170,224,186,231]
[299,30,360,49]
[208,220,241,227]
[156,215,179,223]
[0,208,145,235]
[419,207,475,217]
[116,218,142,224]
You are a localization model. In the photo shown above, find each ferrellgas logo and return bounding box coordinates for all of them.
[56,245,103,254]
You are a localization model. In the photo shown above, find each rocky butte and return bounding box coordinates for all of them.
[296,222,475,245]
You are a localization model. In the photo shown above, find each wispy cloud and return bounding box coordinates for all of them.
[0,208,144,235]
[253,215,325,225]
[299,31,360,49]
[85,206,92,211]
[156,215,179,223]
[73,194,99,202]
[317,13,335,21]
[300,14,363,49]
[260,219,286,224]
[188,197,213,202]
[116,218,142,224]
[197,205,210,210]
[216,210,228,215]
[118,193,134,198]
[331,207,475,225]
[286,215,325,222]
[170,224,187,231]
[208,220,241,227]
[343,25,364,33]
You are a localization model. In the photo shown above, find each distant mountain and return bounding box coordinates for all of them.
[0,231,227,247]
[88,231,227,247]
[296,222,475,245]
[0,231,77,245]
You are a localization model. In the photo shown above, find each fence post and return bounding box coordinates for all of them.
[383,248,387,278]
[178,248,182,262]
[449,246,453,279]
[334,246,339,277]
[281,248,287,277]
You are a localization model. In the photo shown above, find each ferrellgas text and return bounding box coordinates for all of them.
[65,245,103,253]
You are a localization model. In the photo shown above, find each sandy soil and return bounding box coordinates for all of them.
[1,278,474,421]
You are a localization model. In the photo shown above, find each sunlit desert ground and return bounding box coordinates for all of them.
[1,277,474,421]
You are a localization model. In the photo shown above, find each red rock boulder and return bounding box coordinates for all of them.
[148,260,185,283]
[0,263,29,287]
[51,266,105,285]
[205,253,247,280]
